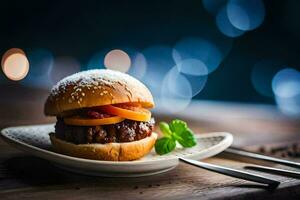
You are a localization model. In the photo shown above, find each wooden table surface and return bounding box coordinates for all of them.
[1,98,300,200]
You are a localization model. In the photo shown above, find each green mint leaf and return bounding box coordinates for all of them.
[156,119,197,156]
[173,128,197,148]
[169,119,187,135]
[159,122,172,137]
[155,137,176,155]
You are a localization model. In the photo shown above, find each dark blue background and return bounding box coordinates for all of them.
[1,0,299,104]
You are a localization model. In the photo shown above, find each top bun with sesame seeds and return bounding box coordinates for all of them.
[44,69,154,116]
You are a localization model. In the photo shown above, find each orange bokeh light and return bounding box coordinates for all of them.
[104,49,131,73]
[1,48,29,81]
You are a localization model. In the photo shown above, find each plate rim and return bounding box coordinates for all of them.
[1,124,233,166]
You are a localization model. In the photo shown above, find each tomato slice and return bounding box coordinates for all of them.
[100,104,151,122]
[64,116,124,126]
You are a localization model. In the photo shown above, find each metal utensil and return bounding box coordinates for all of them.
[225,147,300,169]
[245,165,300,179]
[179,157,280,188]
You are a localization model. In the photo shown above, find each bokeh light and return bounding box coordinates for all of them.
[251,59,284,97]
[173,37,225,74]
[21,48,53,89]
[176,58,208,76]
[272,68,300,98]
[141,45,175,98]
[216,7,245,38]
[104,49,131,73]
[141,44,208,112]
[163,67,193,99]
[227,0,265,31]
[174,59,208,97]
[202,0,227,15]
[49,57,81,84]
[181,72,208,98]
[127,52,147,79]
[87,48,147,79]
[272,68,300,116]
[160,67,192,113]
[1,48,29,81]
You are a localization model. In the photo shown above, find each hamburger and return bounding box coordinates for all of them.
[44,69,157,161]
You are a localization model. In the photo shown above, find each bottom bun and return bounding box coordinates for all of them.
[49,132,157,161]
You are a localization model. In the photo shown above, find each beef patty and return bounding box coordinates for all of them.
[55,118,155,144]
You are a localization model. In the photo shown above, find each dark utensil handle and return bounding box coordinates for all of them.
[179,157,280,188]
[245,165,300,178]
[225,147,300,169]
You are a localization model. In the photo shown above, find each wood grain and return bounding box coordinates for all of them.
[1,99,300,199]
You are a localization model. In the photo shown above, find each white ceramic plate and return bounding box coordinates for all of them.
[1,124,233,177]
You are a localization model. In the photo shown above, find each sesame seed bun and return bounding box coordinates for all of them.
[49,132,157,161]
[44,69,154,116]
